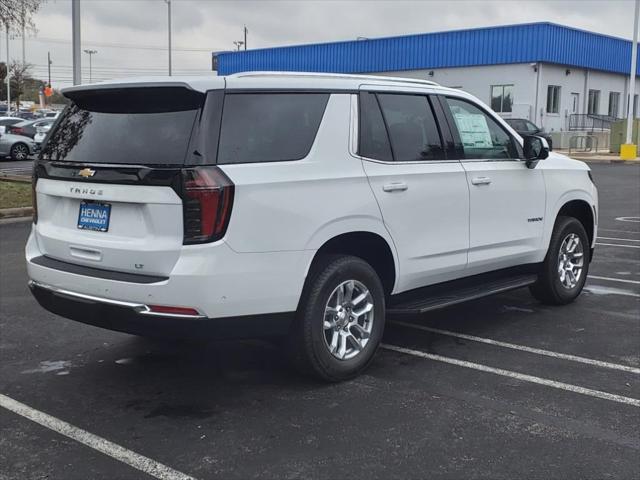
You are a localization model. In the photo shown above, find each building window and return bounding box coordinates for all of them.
[490,85,513,113]
[588,90,600,115]
[608,92,620,118]
[546,85,561,114]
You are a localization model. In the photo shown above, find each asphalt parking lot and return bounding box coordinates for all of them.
[0,162,638,480]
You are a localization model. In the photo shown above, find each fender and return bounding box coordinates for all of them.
[303,214,401,291]
[543,189,597,253]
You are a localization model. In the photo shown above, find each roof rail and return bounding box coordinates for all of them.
[230,71,440,87]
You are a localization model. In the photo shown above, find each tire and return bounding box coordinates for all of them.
[530,216,590,305]
[287,254,385,382]
[10,143,29,161]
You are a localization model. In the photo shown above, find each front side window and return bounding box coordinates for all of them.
[524,120,539,133]
[376,93,444,161]
[588,90,600,115]
[546,85,561,114]
[608,92,620,118]
[490,85,513,113]
[446,97,518,160]
[217,93,329,164]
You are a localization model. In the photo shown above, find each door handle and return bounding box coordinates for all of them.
[471,176,492,186]
[383,182,408,192]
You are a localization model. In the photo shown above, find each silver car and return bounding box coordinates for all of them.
[0,131,37,160]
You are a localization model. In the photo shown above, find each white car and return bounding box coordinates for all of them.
[33,124,52,148]
[26,72,598,381]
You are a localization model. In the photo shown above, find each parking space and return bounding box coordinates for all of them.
[0,163,638,479]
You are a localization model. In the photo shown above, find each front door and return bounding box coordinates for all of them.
[358,89,470,292]
[442,96,546,273]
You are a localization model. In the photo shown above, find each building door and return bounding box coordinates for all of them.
[571,93,580,114]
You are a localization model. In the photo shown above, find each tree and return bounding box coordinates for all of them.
[7,60,31,108]
[0,0,46,33]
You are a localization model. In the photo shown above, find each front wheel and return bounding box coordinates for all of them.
[287,255,385,381]
[530,216,590,305]
[10,143,30,161]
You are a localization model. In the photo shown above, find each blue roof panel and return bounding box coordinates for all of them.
[215,22,638,76]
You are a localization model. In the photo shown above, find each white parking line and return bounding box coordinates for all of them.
[588,275,640,285]
[390,321,640,374]
[597,236,640,243]
[598,228,640,234]
[380,344,640,407]
[595,243,640,249]
[0,394,197,480]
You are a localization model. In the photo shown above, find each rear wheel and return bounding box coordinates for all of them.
[10,143,29,161]
[288,255,385,381]
[530,216,590,305]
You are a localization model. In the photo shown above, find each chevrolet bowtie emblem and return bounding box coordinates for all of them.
[78,168,96,178]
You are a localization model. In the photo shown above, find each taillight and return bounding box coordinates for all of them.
[181,166,234,244]
[11,127,24,135]
[32,172,38,224]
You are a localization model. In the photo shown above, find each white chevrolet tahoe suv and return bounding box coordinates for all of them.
[27,72,598,381]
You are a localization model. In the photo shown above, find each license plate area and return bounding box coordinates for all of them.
[77,201,111,232]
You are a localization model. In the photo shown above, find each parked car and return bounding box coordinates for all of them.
[504,118,553,150]
[27,73,597,381]
[0,117,25,134]
[16,111,39,120]
[33,124,52,149]
[0,131,37,160]
[6,118,55,139]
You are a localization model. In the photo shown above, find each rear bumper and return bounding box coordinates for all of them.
[29,280,293,339]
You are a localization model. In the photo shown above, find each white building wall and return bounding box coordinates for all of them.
[377,63,640,133]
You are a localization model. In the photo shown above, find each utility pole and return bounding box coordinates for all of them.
[622,0,640,160]
[84,49,97,83]
[47,51,51,86]
[165,0,172,75]
[5,24,10,115]
[244,25,248,51]
[21,1,26,65]
[72,0,81,85]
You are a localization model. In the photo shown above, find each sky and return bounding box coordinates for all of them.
[0,0,636,88]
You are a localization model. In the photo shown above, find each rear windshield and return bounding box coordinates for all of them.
[40,87,203,165]
[217,93,329,164]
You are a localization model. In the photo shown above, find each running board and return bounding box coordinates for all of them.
[388,272,538,316]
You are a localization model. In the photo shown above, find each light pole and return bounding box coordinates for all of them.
[243,25,248,51]
[84,49,97,83]
[72,0,81,85]
[233,40,244,51]
[622,0,640,160]
[165,0,172,75]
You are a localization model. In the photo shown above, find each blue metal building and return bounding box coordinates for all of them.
[213,23,637,77]
[212,22,637,139]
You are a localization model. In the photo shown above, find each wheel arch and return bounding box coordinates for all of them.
[305,231,398,296]
[555,199,595,248]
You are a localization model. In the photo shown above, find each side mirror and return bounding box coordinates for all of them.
[523,135,549,168]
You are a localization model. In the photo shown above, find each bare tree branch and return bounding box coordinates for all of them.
[0,0,46,34]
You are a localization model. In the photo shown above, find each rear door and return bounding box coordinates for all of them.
[441,95,546,271]
[33,86,205,277]
[358,88,469,292]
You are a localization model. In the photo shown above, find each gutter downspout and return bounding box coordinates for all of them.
[533,62,541,124]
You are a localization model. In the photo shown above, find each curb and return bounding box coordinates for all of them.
[0,206,33,219]
[0,175,31,183]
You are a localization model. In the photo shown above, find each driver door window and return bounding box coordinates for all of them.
[445,97,518,160]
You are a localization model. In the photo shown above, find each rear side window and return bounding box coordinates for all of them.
[377,94,445,161]
[217,93,329,164]
[359,92,392,161]
[41,87,203,165]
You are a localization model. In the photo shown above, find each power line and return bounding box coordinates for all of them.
[26,36,221,52]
